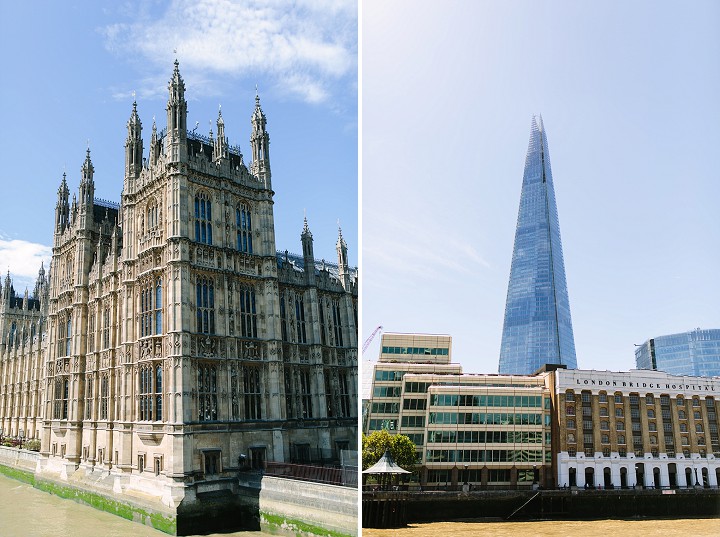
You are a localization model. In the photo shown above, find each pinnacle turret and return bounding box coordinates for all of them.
[301,216,315,284]
[336,225,350,290]
[55,173,70,232]
[79,148,95,209]
[213,106,228,161]
[166,60,188,162]
[250,90,271,186]
[125,100,143,178]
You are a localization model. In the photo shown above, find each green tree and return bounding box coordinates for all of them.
[362,429,418,471]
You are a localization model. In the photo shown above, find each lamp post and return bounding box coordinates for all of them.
[533,465,538,489]
[464,464,469,492]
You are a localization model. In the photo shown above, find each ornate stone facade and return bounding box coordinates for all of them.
[0,61,357,513]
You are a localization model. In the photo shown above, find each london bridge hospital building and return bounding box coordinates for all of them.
[0,62,357,511]
[555,369,720,490]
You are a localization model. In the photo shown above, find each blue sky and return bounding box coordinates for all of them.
[0,0,357,292]
[362,0,720,374]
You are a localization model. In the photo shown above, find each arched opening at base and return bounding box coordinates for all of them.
[668,463,677,489]
[584,467,595,489]
[635,463,645,489]
[653,467,661,489]
[603,467,612,489]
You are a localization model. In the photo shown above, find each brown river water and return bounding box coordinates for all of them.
[0,473,266,537]
[363,518,720,537]
[3,472,719,537]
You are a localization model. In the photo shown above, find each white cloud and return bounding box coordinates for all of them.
[102,0,357,104]
[0,238,51,292]
[364,209,491,284]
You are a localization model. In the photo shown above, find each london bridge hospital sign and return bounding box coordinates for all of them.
[556,370,719,396]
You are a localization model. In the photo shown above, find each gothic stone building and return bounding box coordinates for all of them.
[0,61,357,526]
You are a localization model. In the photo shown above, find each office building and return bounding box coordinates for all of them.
[499,116,577,374]
[635,328,720,377]
[366,333,555,489]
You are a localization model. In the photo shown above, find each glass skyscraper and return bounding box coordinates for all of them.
[635,328,720,377]
[499,116,577,374]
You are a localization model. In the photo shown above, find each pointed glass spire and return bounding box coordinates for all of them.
[498,116,577,374]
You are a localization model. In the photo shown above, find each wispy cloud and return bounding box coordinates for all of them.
[364,210,491,284]
[102,0,357,104]
[0,237,51,291]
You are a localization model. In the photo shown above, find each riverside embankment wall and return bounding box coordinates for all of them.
[1,448,357,536]
[363,488,720,527]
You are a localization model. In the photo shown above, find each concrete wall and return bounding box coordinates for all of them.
[0,445,39,472]
[364,489,720,523]
[259,476,358,536]
[0,448,358,537]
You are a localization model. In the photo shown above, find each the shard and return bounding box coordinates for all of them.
[499,116,577,374]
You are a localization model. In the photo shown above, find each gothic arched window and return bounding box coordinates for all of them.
[198,364,218,421]
[147,201,159,230]
[239,285,257,338]
[279,294,288,342]
[196,277,215,334]
[139,278,162,337]
[139,362,163,421]
[194,192,213,245]
[236,204,253,253]
[295,296,306,344]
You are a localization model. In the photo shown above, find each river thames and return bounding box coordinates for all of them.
[363,518,720,536]
[0,473,266,537]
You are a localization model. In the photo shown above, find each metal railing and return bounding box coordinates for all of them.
[265,461,358,488]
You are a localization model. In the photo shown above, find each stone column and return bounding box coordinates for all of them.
[611,460,622,488]
[644,464,654,488]
[659,463,670,488]
[676,463,688,488]
[557,460,567,488]
[576,460,586,488]
[626,464,636,488]
[707,464,718,487]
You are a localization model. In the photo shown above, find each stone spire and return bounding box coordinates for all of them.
[301,216,315,285]
[336,225,350,290]
[166,60,187,162]
[80,147,95,207]
[125,99,143,179]
[250,90,271,186]
[78,148,95,227]
[33,262,47,300]
[149,116,159,166]
[213,105,228,161]
[55,172,70,233]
